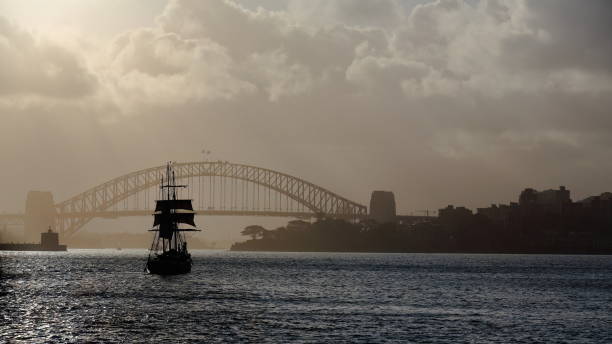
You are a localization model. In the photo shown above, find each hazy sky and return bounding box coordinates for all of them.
[1,0,612,241]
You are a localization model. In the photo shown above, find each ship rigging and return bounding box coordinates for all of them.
[146,162,200,275]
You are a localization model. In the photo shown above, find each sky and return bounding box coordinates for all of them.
[1,0,611,242]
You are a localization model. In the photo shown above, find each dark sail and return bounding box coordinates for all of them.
[158,221,174,240]
[153,199,195,240]
[153,212,196,227]
[155,199,193,212]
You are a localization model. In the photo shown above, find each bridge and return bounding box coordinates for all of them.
[1,161,370,238]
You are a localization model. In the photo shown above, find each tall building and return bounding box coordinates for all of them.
[518,186,571,212]
[438,205,473,223]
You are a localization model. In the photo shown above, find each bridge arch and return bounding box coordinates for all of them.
[55,161,367,237]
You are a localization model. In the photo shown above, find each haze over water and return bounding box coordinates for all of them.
[1,250,611,343]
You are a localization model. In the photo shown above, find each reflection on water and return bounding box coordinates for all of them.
[1,250,611,343]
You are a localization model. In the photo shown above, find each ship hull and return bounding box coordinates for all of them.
[146,255,192,275]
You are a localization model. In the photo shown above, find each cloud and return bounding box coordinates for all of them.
[346,55,430,96]
[516,0,612,74]
[0,16,97,99]
[103,27,256,110]
[154,0,392,100]
[388,0,612,97]
[286,0,403,30]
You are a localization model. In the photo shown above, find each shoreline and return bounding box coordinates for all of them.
[230,247,612,255]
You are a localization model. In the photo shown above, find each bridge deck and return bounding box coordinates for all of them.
[61,210,320,219]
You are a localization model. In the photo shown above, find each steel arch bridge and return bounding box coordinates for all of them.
[54,161,367,237]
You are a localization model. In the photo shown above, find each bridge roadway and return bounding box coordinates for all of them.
[62,210,319,219]
[0,211,317,223]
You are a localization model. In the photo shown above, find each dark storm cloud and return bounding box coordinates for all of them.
[513,0,612,74]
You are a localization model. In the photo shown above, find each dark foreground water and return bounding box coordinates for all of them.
[1,250,611,343]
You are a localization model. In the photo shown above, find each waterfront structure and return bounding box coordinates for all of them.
[443,186,612,252]
[0,226,66,251]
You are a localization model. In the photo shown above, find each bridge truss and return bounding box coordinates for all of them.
[53,161,368,237]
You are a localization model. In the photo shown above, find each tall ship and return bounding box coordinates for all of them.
[146,162,200,275]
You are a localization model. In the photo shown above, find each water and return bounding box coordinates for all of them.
[1,250,611,343]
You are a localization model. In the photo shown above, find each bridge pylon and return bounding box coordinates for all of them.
[24,191,57,242]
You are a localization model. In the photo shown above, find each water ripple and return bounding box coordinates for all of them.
[1,250,611,343]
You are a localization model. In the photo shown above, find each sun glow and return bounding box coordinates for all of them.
[0,0,165,39]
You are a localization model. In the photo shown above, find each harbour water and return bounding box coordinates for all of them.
[1,250,611,343]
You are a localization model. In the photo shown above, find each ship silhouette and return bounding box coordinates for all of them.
[146,162,200,275]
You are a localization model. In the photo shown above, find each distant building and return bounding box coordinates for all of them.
[438,205,472,223]
[0,226,66,251]
[431,186,612,253]
[579,192,612,206]
[474,186,571,223]
[574,192,612,228]
[477,203,517,224]
[41,227,61,250]
[519,186,571,207]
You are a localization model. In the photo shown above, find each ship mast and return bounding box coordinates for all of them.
[145,162,200,274]
[149,162,198,255]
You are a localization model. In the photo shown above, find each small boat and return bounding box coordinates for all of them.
[145,162,200,275]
